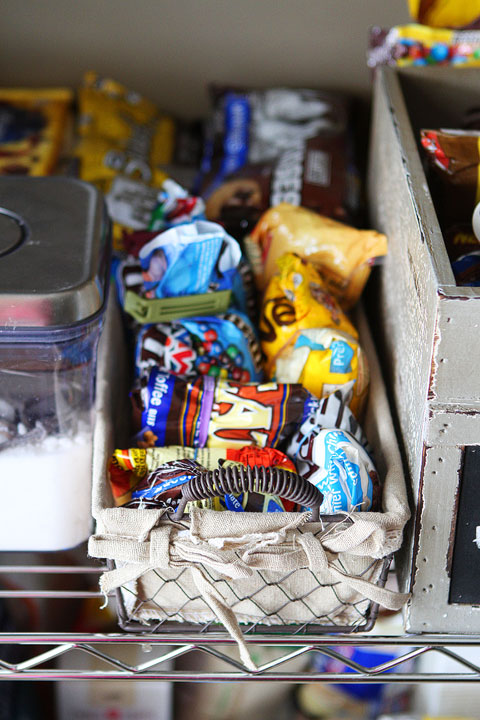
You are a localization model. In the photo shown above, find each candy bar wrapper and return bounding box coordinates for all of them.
[117,220,241,304]
[274,327,369,418]
[134,312,263,383]
[287,384,379,513]
[0,87,73,176]
[368,24,480,70]
[420,129,480,265]
[76,71,175,190]
[132,369,318,451]
[148,178,205,231]
[290,428,378,514]
[247,204,387,308]
[75,71,175,250]
[195,86,360,239]
[259,253,358,378]
[109,446,296,507]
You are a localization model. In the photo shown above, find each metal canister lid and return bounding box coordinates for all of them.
[0,177,110,328]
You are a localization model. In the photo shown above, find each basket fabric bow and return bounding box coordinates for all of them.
[89,508,409,671]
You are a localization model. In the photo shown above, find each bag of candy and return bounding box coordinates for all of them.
[108,445,297,507]
[195,86,359,238]
[287,383,381,514]
[131,368,319,450]
[246,204,387,307]
[0,87,73,176]
[134,312,263,382]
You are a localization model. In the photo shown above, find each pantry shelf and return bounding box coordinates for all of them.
[1,556,480,682]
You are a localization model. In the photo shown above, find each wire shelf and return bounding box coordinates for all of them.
[1,552,480,682]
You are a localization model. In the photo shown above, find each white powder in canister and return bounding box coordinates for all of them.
[0,431,93,551]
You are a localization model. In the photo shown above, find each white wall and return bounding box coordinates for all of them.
[0,0,410,117]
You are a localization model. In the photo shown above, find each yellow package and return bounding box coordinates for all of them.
[275,327,369,417]
[408,0,480,28]
[75,71,175,190]
[0,88,73,176]
[245,203,387,309]
[259,253,358,378]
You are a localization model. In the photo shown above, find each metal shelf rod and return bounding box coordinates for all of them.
[0,591,104,599]
[0,670,479,683]
[0,633,479,646]
[0,566,105,574]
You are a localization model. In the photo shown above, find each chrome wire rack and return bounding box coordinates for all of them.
[1,550,480,682]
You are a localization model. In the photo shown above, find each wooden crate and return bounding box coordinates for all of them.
[367,66,480,633]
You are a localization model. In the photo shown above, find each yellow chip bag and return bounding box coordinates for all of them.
[275,327,369,417]
[259,253,358,377]
[245,203,387,309]
[0,87,73,176]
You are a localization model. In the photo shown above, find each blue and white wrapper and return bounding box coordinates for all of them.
[291,428,377,514]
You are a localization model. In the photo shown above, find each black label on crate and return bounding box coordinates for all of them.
[449,446,480,605]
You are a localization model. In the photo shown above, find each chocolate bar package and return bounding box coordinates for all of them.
[131,369,318,451]
[195,86,359,239]
[420,129,480,277]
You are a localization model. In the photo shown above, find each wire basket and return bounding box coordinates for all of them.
[89,297,409,646]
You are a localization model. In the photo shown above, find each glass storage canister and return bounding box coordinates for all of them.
[0,177,111,551]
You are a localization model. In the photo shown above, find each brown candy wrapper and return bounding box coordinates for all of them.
[131,368,319,452]
[195,86,359,239]
[421,129,480,261]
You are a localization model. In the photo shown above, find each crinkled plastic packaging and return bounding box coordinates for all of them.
[421,129,480,256]
[148,178,205,231]
[0,88,73,176]
[246,204,387,308]
[287,385,379,514]
[131,368,318,451]
[275,327,369,417]
[109,446,296,508]
[368,24,480,70]
[75,72,175,250]
[135,312,263,382]
[259,253,358,379]
[195,86,358,239]
[136,220,241,299]
[76,71,175,191]
[114,221,242,322]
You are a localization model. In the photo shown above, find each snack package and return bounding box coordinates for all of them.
[368,24,480,69]
[0,88,73,176]
[104,177,205,234]
[109,445,296,506]
[128,455,296,513]
[287,385,379,514]
[131,368,318,451]
[115,220,242,322]
[195,86,359,238]
[148,178,205,231]
[75,72,177,250]
[274,327,369,417]
[288,381,370,450]
[76,71,175,191]
[134,312,263,382]
[246,204,387,307]
[421,129,480,259]
[407,0,480,29]
[259,254,358,378]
